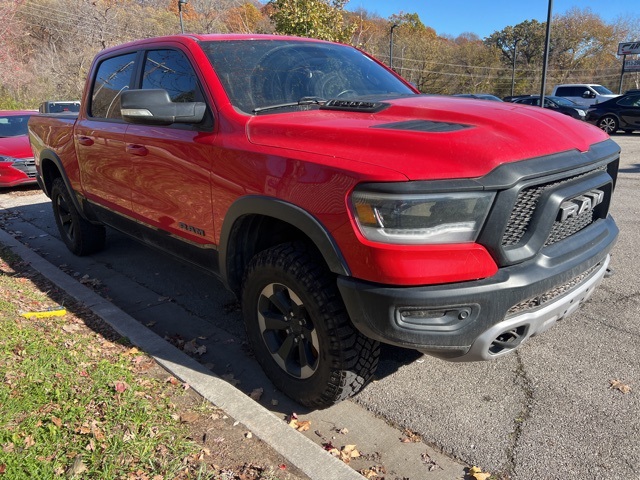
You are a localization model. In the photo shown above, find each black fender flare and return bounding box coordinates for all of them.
[219,196,351,290]
[38,149,87,221]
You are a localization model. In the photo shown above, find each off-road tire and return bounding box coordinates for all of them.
[242,242,380,408]
[51,177,106,256]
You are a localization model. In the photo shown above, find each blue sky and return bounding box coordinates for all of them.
[346,1,639,39]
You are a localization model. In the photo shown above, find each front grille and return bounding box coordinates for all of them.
[506,262,601,316]
[545,211,593,246]
[12,158,36,178]
[501,166,606,247]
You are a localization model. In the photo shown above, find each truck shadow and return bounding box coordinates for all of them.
[0,202,424,416]
[619,163,640,173]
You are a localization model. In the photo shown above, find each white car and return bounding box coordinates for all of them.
[552,84,619,106]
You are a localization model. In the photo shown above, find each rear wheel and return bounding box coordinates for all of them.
[597,115,618,135]
[242,242,380,408]
[51,177,106,255]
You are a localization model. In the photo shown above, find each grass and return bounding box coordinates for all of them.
[0,244,299,480]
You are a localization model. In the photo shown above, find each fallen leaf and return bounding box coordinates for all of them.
[609,379,631,394]
[339,444,360,463]
[66,455,87,476]
[51,417,62,428]
[166,376,180,385]
[421,452,440,471]
[23,436,35,448]
[249,388,263,401]
[469,466,492,480]
[401,428,422,443]
[288,418,311,432]
[114,381,128,393]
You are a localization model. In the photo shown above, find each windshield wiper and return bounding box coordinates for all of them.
[252,96,327,114]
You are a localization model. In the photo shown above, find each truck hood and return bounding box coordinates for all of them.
[246,95,609,181]
[0,135,33,159]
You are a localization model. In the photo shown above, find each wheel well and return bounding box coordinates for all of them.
[225,214,325,296]
[40,157,63,195]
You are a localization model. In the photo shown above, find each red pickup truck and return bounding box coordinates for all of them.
[29,34,619,408]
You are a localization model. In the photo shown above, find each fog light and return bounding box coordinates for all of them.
[396,306,476,331]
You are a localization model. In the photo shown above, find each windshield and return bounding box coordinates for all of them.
[592,85,614,95]
[0,115,32,138]
[201,40,415,113]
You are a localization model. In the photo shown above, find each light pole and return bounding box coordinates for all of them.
[511,39,519,97]
[389,24,399,70]
[540,0,553,107]
[178,0,188,34]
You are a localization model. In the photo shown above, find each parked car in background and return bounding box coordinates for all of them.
[0,110,38,188]
[585,90,640,134]
[39,101,81,113]
[453,94,503,101]
[513,95,587,121]
[503,94,532,102]
[552,84,618,106]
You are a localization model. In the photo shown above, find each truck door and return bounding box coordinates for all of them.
[76,52,137,215]
[125,48,217,260]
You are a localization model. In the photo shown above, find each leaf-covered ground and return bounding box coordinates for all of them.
[0,243,309,480]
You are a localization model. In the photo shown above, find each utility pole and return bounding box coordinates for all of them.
[389,24,399,70]
[540,0,553,107]
[178,0,188,34]
[511,39,519,97]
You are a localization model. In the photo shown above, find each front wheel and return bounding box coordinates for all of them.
[242,243,380,408]
[597,115,619,135]
[51,177,106,256]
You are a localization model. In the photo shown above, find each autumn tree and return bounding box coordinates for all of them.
[268,0,355,43]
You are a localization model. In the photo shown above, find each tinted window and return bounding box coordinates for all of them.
[91,53,137,119]
[556,86,586,97]
[142,50,201,103]
[617,94,640,107]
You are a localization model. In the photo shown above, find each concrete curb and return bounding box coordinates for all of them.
[0,227,364,480]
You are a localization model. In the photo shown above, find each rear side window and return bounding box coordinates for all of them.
[141,49,202,103]
[617,94,640,107]
[91,53,137,119]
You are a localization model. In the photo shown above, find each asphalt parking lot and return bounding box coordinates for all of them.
[1,133,639,479]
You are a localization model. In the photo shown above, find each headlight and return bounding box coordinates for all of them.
[577,109,586,116]
[0,156,19,163]
[351,190,495,244]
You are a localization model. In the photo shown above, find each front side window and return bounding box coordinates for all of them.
[142,49,201,103]
[91,53,137,119]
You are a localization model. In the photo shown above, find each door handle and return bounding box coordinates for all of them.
[77,136,94,146]
[126,144,149,156]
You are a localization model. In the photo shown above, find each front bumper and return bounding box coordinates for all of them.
[338,215,617,361]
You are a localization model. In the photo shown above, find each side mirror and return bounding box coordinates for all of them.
[120,89,206,125]
[582,90,595,99]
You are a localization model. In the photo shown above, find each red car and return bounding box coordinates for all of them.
[0,110,38,187]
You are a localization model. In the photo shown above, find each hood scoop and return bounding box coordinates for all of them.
[321,99,389,113]
[372,119,472,133]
